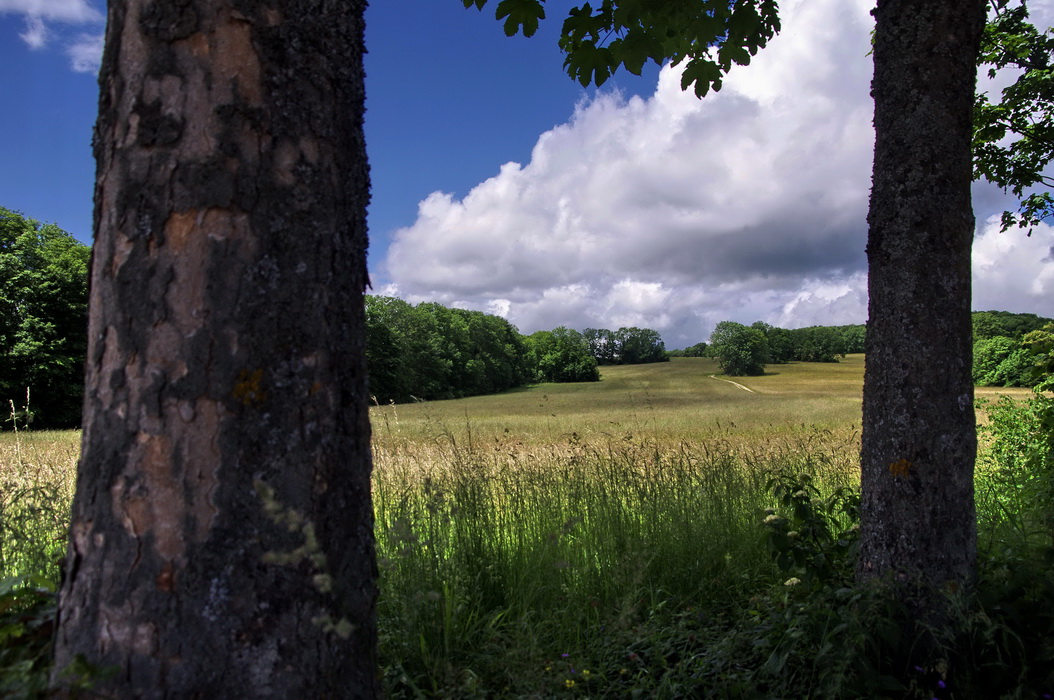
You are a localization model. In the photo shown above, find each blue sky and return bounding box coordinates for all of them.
[2,0,1052,346]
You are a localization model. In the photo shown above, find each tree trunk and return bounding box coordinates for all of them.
[859,0,986,592]
[51,1,378,697]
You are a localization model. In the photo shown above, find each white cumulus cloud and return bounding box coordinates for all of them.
[0,0,99,21]
[384,0,876,347]
[973,219,1054,313]
[383,0,1054,348]
[18,14,47,47]
[66,31,102,72]
[1,0,101,59]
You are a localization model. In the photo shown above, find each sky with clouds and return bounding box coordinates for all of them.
[1,0,1052,349]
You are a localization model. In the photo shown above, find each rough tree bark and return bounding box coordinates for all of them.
[51,1,378,696]
[859,0,986,592]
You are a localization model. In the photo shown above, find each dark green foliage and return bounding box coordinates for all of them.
[614,327,667,364]
[0,575,111,698]
[582,327,616,364]
[979,392,1054,543]
[762,325,795,363]
[372,410,1054,698]
[973,335,1036,387]
[969,314,1051,387]
[834,324,866,354]
[972,309,1053,340]
[466,0,780,97]
[584,326,668,365]
[668,341,708,358]
[787,326,844,363]
[1024,323,1054,389]
[524,327,600,382]
[365,296,532,402]
[974,0,1054,231]
[707,321,866,372]
[708,321,768,376]
[0,576,56,699]
[761,468,860,590]
[0,208,89,428]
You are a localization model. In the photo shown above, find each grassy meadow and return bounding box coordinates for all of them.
[2,357,1051,698]
[373,355,871,448]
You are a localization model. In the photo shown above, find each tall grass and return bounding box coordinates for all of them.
[0,408,77,582]
[1,359,1049,697]
[372,408,860,696]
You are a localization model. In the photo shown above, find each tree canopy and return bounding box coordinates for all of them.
[974,0,1054,231]
[708,320,768,376]
[583,326,668,365]
[365,296,532,403]
[0,207,89,428]
[463,0,780,97]
[525,326,601,382]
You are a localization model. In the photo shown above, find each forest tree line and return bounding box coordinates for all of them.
[676,313,1053,386]
[364,295,669,403]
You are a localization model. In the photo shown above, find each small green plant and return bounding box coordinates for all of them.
[761,465,860,589]
[0,575,56,699]
[978,392,1054,546]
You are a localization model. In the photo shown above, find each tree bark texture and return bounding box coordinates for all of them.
[859,0,986,590]
[52,1,378,697]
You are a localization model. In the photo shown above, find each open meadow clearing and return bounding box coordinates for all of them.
[372,354,1031,467]
[372,356,872,451]
[1,358,1048,698]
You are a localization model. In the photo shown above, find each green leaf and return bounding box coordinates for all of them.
[680,57,722,98]
[719,42,753,69]
[495,0,545,38]
[563,41,615,88]
[613,30,664,76]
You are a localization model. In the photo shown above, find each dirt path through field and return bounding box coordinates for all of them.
[709,375,756,393]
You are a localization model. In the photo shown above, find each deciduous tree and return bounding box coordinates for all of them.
[858,0,985,592]
[51,1,378,695]
[0,208,89,428]
[974,0,1054,231]
[708,320,767,376]
[526,326,600,382]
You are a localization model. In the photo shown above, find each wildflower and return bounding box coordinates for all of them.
[784,577,801,587]
[582,669,591,679]
[619,668,628,675]
[763,514,781,524]
[565,679,575,688]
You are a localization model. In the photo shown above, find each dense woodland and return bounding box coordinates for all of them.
[0,207,89,428]
[364,295,669,403]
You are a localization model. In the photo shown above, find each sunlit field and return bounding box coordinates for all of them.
[373,355,872,450]
[1,358,1049,698]
[0,429,78,582]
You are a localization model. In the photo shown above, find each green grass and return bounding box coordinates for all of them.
[1,358,1050,698]
[0,429,77,582]
[372,356,876,451]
